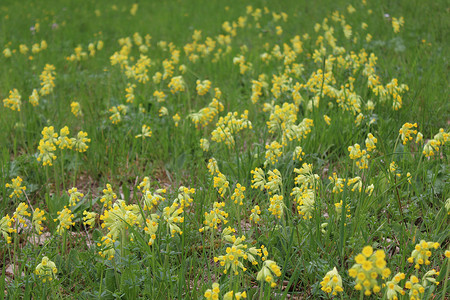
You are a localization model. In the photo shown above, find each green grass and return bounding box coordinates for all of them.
[0,0,449,299]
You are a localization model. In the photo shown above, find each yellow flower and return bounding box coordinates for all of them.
[29,89,39,106]
[54,206,75,235]
[72,131,90,152]
[3,88,22,111]
[70,101,83,117]
[56,126,73,149]
[349,246,390,295]
[68,187,84,206]
[323,114,331,125]
[173,113,181,127]
[32,208,46,234]
[5,176,26,199]
[320,267,344,295]
[135,125,152,139]
[257,260,282,288]
[35,256,57,282]
[82,210,97,227]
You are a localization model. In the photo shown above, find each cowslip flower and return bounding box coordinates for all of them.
[223,290,247,300]
[56,126,73,149]
[100,184,117,208]
[82,210,97,227]
[268,194,284,219]
[348,246,391,296]
[54,206,75,235]
[199,202,228,232]
[200,138,210,152]
[70,101,82,117]
[323,115,331,125]
[257,260,282,288]
[385,272,406,300]
[204,283,220,300]
[0,215,14,243]
[213,172,229,197]
[293,146,305,161]
[320,267,344,295]
[135,124,152,139]
[207,158,220,175]
[29,89,39,106]
[144,215,159,246]
[37,140,57,166]
[407,240,439,269]
[214,236,250,275]
[6,176,26,199]
[142,189,166,211]
[231,183,245,205]
[72,131,90,152]
[173,113,181,127]
[365,133,377,152]
[3,88,22,111]
[399,123,417,144]
[264,141,282,166]
[32,208,46,234]
[163,200,184,237]
[249,205,261,223]
[35,257,57,282]
[264,169,282,194]
[68,187,84,207]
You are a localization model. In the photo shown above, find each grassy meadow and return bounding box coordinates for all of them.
[0,0,449,299]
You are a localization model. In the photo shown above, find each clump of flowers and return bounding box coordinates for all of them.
[6,176,26,199]
[320,267,344,295]
[385,272,406,300]
[3,88,22,111]
[348,246,391,296]
[70,101,83,117]
[204,282,220,300]
[32,208,46,234]
[35,256,57,282]
[199,202,228,233]
[407,240,439,269]
[399,122,418,144]
[68,187,84,207]
[213,172,229,197]
[72,131,90,152]
[257,259,282,288]
[0,215,14,243]
[135,124,152,139]
[211,110,252,148]
[231,183,245,205]
[39,64,56,96]
[54,206,75,235]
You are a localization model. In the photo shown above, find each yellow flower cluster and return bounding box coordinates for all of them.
[213,172,229,197]
[264,141,282,166]
[231,183,245,205]
[163,200,184,237]
[32,208,46,234]
[423,128,449,158]
[39,64,56,96]
[256,259,282,288]
[54,206,75,235]
[5,176,26,199]
[196,79,212,95]
[189,98,224,128]
[348,246,391,296]
[35,256,57,283]
[2,88,21,111]
[211,110,252,148]
[199,202,228,233]
[320,267,344,295]
[407,240,439,270]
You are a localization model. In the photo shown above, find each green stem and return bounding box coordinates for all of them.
[441,257,449,300]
